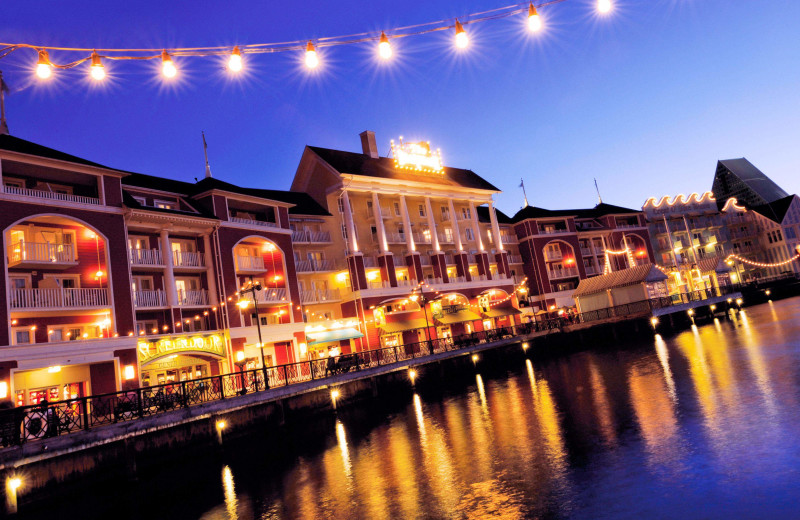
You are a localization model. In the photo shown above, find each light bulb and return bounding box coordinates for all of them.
[378,32,392,60]
[90,51,105,81]
[454,20,469,49]
[528,4,543,32]
[36,49,52,79]
[228,46,242,72]
[305,41,319,69]
[597,0,612,14]
[161,50,177,78]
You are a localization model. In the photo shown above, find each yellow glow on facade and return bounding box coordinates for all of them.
[123,365,136,380]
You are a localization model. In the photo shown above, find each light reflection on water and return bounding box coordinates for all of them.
[201,298,800,519]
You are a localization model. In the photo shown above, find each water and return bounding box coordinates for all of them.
[23,298,800,519]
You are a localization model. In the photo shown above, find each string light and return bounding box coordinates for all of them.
[305,41,319,69]
[724,250,800,269]
[597,0,612,14]
[36,49,52,78]
[161,50,177,78]
[378,32,392,60]
[528,3,543,32]
[228,46,242,72]
[454,20,469,49]
[89,51,105,80]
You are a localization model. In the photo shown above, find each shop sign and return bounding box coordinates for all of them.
[138,333,225,364]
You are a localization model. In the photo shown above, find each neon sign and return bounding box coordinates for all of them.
[390,137,443,173]
[138,333,225,364]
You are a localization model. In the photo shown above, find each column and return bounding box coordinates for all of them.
[372,192,388,253]
[447,199,463,251]
[399,195,415,253]
[426,197,448,283]
[202,232,218,305]
[469,201,484,251]
[341,190,359,254]
[470,201,490,280]
[160,229,178,306]
[425,197,440,252]
[488,201,504,252]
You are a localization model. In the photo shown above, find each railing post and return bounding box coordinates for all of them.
[393,346,398,363]
[263,366,270,390]
[181,381,189,407]
[137,387,144,418]
[283,365,289,386]
[82,397,91,431]
[218,375,225,399]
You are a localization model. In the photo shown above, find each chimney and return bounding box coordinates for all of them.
[359,130,379,158]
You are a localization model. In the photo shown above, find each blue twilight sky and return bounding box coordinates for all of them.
[2,0,799,216]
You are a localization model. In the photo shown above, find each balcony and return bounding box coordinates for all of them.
[544,250,563,262]
[173,251,205,269]
[129,248,163,269]
[730,228,756,240]
[548,267,579,280]
[256,288,287,303]
[585,265,598,276]
[500,232,518,243]
[367,208,392,219]
[538,228,571,235]
[616,222,641,229]
[292,230,332,243]
[580,247,593,256]
[508,255,523,264]
[7,241,77,269]
[133,289,167,308]
[413,232,432,245]
[229,216,279,229]
[3,185,100,205]
[386,232,406,244]
[10,288,109,310]
[437,232,455,244]
[300,288,342,304]
[177,289,209,307]
[418,256,432,266]
[296,259,340,272]
[236,255,266,273]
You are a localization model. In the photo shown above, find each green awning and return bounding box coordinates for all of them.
[483,306,523,318]
[436,309,482,325]
[380,318,428,334]
[307,327,364,346]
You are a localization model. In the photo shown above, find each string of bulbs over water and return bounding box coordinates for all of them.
[0,0,614,83]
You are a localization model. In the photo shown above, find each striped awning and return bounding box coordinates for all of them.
[436,309,482,325]
[307,327,364,346]
[483,305,522,318]
[380,318,428,334]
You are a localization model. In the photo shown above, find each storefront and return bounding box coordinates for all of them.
[137,332,226,386]
[305,326,364,358]
[12,365,89,407]
[482,305,522,329]
[378,318,428,348]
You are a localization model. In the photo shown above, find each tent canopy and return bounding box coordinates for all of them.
[380,318,428,334]
[436,309,482,325]
[573,264,667,297]
[307,327,364,346]
[483,305,522,318]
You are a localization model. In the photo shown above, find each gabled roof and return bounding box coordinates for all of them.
[0,134,125,172]
[307,146,500,192]
[476,205,513,224]
[749,194,796,224]
[573,264,666,297]
[511,202,640,223]
[713,158,789,209]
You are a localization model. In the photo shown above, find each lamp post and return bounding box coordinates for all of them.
[239,276,269,388]
[413,284,433,354]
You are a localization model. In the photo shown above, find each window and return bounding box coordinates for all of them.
[465,228,474,241]
[136,321,157,336]
[461,207,471,219]
[394,202,401,216]
[49,329,63,342]
[366,201,373,216]
[67,328,81,341]
[133,196,147,205]
[14,330,32,345]
[441,206,450,221]
[341,224,348,240]
[337,198,345,214]
[444,228,454,242]
[155,200,177,210]
[3,178,24,189]
[487,230,493,243]
[418,204,426,217]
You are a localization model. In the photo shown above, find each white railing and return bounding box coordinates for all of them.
[3,185,100,205]
[300,288,341,303]
[254,288,287,303]
[292,230,332,243]
[386,232,406,244]
[396,278,415,287]
[10,288,109,309]
[544,250,563,261]
[129,248,163,266]
[236,255,265,271]
[368,280,386,289]
[585,266,598,276]
[616,223,641,229]
[361,257,378,268]
[580,247,593,256]
[367,208,392,219]
[413,232,432,244]
[437,232,454,244]
[133,289,167,308]
[508,255,523,264]
[548,267,579,279]
[173,251,205,268]
[444,254,456,264]
[418,256,432,266]
[500,232,518,243]
[8,241,75,264]
[449,275,467,283]
[229,216,279,228]
[295,259,338,272]
[177,289,208,306]
[539,228,570,235]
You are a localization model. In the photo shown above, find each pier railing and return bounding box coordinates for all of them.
[0,320,562,447]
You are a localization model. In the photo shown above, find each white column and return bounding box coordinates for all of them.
[488,201,504,252]
[399,195,415,252]
[469,201,484,251]
[448,199,463,251]
[372,192,388,253]
[202,232,218,305]
[425,197,440,251]
[341,190,359,253]
[160,229,178,306]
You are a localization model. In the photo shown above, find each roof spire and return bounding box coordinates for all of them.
[594,178,603,204]
[0,71,10,135]
[202,131,212,178]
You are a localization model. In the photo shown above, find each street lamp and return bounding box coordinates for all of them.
[411,284,433,354]
[240,276,269,388]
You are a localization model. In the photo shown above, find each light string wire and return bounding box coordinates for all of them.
[0,0,569,70]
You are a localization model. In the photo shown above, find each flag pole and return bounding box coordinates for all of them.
[520,178,529,208]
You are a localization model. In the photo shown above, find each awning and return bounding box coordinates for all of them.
[307,327,364,346]
[483,306,523,318]
[436,309,482,325]
[380,318,428,334]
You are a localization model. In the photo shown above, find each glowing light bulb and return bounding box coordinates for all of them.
[305,41,319,69]
[36,49,52,79]
[89,51,105,81]
[597,0,612,14]
[528,4,543,32]
[228,46,242,72]
[454,20,469,49]
[378,32,392,60]
[161,50,177,78]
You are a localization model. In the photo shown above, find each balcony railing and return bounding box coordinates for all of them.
[177,289,208,306]
[10,288,109,309]
[548,267,579,279]
[3,185,100,205]
[255,288,287,303]
[8,241,75,265]
[437,232,455,244]
[292,230,332,243]
[538,228,570,235]
[508,255,523,264]
[386,232,406,244]
[413,232,432,244]
[229,216,279,228]
[295,259,339,272]
[173,251,204,268]
[133,290,167,308]
[236,255,265,271]
[500,232,518,243]
[300,288,341,304]
[544,250,563,261]
[418,256,432,266]
[129,248,163,266]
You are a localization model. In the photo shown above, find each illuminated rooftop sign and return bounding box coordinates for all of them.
[390,137,444,173]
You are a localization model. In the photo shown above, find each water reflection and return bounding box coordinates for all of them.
[222,465,238,520]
